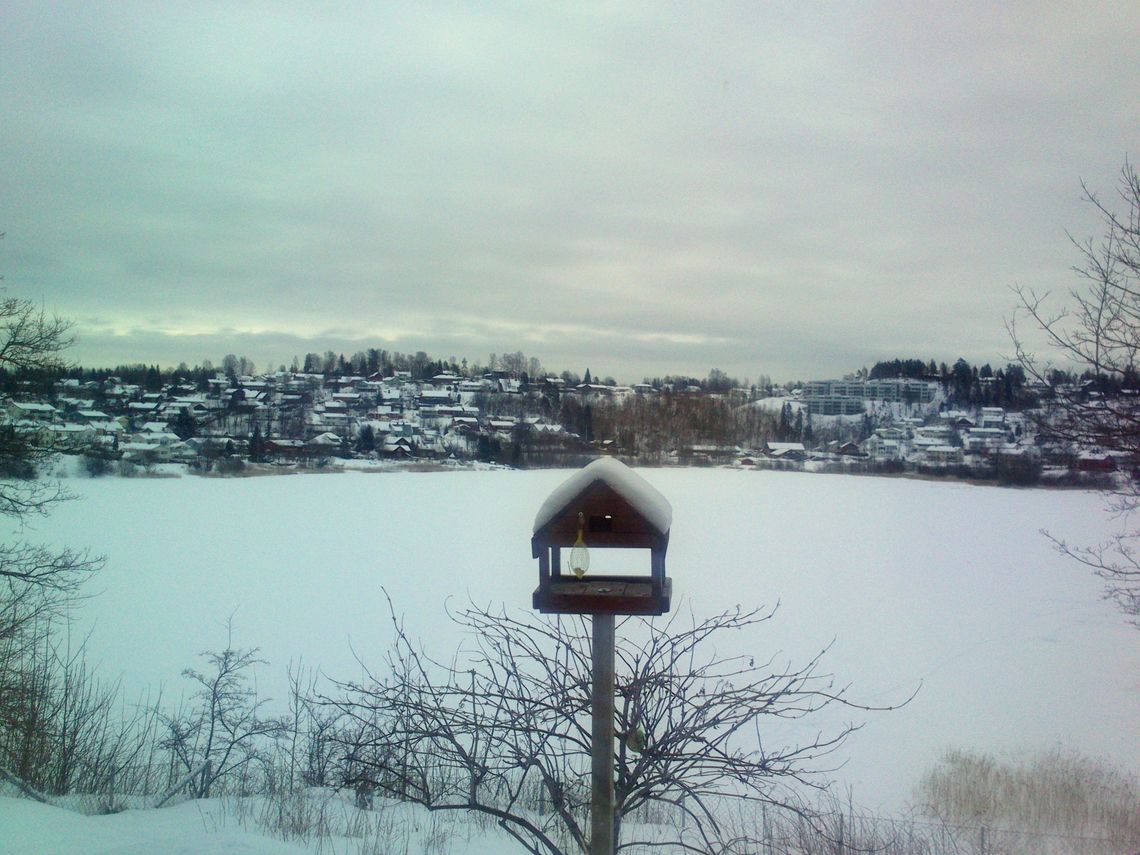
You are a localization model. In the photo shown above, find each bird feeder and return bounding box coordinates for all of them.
[532,458,672,615]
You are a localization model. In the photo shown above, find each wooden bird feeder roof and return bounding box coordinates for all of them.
[531,459,673,615]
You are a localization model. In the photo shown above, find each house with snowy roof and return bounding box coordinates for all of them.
[418,388,456,407]
[763,441,806,459]
[5,400,57,421]
[55,397,93,412]
[860,432,904,460]
[75,409,113,423]
[46,422,95,447]
[909,435,945,457]
[964,427,1008,454]
[979,407,1006,429]
[127,402,160,418]
[487,418,518,436]
[119,438,193,464]
[307,432,343,452]
[914,424,954,443]
[133,427,183,446]
[1077,450,1116,472]
[924,445,964,466]
[88,420,125,437]
[383,436,414,458]
[265,438,307,459]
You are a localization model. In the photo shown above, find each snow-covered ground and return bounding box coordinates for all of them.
[0,790,510,855]
[3,467,1137,852]
[0,796,313,855]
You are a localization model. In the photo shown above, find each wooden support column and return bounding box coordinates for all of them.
[591,613,615,855]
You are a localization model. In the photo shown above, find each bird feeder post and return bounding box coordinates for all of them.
[590,612,615,855]
[530,458,674,855]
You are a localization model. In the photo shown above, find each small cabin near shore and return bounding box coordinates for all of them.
[531,458,672,615]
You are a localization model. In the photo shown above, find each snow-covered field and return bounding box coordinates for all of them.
[0,788,521,855]
[3,466,1137,852]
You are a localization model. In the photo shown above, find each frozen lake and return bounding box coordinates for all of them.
[12,466,1138,814]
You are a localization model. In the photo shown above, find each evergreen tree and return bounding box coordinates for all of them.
[357,424,376,454]
[951,358,973,402]
[172,409,197,441]
[249,423,264,462]
[778,402,792,442]
[145,365,162,391]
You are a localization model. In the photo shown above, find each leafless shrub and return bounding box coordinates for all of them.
[323,593,910,855]
[159,621,286,798]
[916,746,1140,850]
[0,621,164,804]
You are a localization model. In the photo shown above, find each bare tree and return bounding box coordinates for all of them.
[0,286,100,638]
[1009,160,1140,626]
[0,627,163,802]
[0,293,106,791]
[0,295,74,374]
[159,623,285,798]
[0,297,76,506]
[326,594,904,855]
[0,545,102,665]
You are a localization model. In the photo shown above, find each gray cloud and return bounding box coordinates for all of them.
[2,2,1137,382]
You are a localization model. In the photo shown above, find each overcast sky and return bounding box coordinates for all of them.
[2,3,1137,383]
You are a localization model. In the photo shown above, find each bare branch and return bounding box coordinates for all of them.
[0,297,75,375]
[323,592,909,855]
[1009,159,1140,627]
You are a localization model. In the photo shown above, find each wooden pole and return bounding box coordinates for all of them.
[591,613,615,855]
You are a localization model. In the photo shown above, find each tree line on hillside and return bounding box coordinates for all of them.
[3,347,1044,471]
[15,350,1035,412]
[9,338,1056,415]
[863,357,1033,408]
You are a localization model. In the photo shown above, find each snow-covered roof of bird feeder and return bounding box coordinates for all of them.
[531,458,672,615]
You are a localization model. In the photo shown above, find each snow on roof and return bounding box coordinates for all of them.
[766,442,806,452]
[533,458,672,535]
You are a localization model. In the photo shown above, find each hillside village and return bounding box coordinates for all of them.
[1,364,1129,485]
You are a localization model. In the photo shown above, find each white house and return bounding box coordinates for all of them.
[924,445,964,466]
